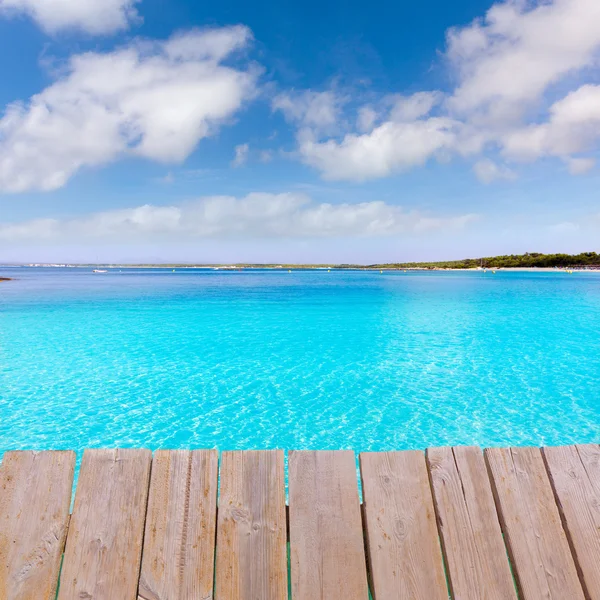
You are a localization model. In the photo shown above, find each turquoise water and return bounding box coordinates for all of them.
[1,268,599,457]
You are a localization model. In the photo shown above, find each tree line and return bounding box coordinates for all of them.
[361,252,600,269]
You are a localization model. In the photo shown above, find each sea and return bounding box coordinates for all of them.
[1,267,599,458]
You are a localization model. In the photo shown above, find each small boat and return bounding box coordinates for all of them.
[93,269,108,273]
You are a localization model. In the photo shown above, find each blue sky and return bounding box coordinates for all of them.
[0,0,599,263]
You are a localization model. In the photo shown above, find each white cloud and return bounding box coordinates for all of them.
[446,0,600,123]
[285,90,471,181]
[0,0,140,34]
[5,0,600,190]
[277,0,600,182]
[473,158,516,183]
[388,92,442,122]
[502,84,600,161]
[0,193,478,242]
[272,87,467,181]
[272,90,343,132]
[0,26,257,192]
[164,27,251,62]
[232,143,249,167]
[298,117,460,181]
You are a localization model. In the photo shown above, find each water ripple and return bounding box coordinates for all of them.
[1,268,599,457]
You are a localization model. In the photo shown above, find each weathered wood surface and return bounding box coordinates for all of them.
[543,444,600,599]
[0,450,75,600]
[138,450,218,600]
[4,443,600,600]
[428,446,517,600]
[289,450,369,600]
[215,450,287,600]
[361,450,447,600]
[485,446,585,600]
[58,448,152,600]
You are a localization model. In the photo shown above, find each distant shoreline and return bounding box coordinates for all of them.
[1,265,599,273]
[1,252,599,271]
[0,252,600,271]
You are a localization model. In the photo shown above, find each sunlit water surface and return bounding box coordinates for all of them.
[1,268,599,458]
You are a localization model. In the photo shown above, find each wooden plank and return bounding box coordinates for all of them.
[427,446,517,600]
[360,450,447,600]
[58,448,152,600]
[289,450,369,600]
[215,450,287,600]
[485,446,585,600]
[138,450,218,600]
[0,451,75,600]
[543,444,600,599]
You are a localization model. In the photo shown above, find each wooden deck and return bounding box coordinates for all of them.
[1,445,599,599]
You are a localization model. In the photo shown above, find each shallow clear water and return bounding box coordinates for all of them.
[1,267,599,457]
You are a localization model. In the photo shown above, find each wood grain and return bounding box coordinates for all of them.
[360,451,447,600]
[215,450,287,600]
[58,448,152,600]
[427,446,516,600]
[485,446,585,600]
[543,444,600,599]
[138,450,218,600]
[289,450,369,600]
[0,450,75,600]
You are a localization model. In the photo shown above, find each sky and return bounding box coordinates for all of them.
[0,0,599,264]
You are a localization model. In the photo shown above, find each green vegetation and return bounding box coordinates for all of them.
[366,252,600,270]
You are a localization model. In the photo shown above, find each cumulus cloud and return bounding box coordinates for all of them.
[444,0,600,166]
[0,0,141,34]
[5,0,600,189]
[272,87,468,181]
[446,0,600,122]
[298,117,460,181]
[502,84,600,161]
[276,0,600,182]
[0,193,478,242]
[0,26,257,192]
[473,158,516,183]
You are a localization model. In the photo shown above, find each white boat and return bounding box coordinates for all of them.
[93,269,108,273]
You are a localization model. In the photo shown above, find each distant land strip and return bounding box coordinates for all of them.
[3,252,600,270]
